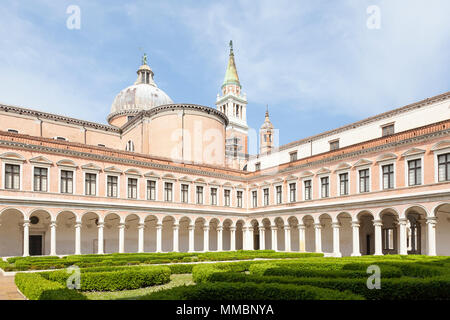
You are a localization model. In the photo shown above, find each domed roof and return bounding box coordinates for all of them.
[109,57,173,119]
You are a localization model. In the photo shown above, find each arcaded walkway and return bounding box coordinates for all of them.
[0,274,24,300]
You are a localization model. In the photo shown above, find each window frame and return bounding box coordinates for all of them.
[146,179,157,201]
[164,181,173,202]
[302,178,313,201]
[60,169,74,194]
[379,161,396,190]
[210,187,218,206]
[32,166,49,192]
[127,177,139,199]
[289,151,298,162]
[406,157,423,186]
[320,175,330,198]
[251,190,258,208]
[358,167,371,193]
[106,174,120,198]
[84,171,98,196]
[434,147,450,183]
[338,171,350,196]
[236,189,244,208]
[195,184,205,205]
[274,183,283,204]
[3,162,22,190]
[224,188,231,207]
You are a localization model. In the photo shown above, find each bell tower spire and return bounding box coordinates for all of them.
[216,40,248,170]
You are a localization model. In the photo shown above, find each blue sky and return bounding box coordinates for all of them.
[0,0,449,151]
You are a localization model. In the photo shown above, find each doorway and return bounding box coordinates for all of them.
[366,234,371,255]
[29,235,43,256]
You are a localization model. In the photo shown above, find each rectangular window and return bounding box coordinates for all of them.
[210,187,217,205]
[181,184,189,203]
[196,186,203,204]
[85,173,96,196]
[383,228,395,250]
[438,153,450,182]
[147,180,156,200]
[382,124,395,137]
[382,164,394,189]
[276,185,282,204]
[408,159,422,186]
[255,162,261,171]
[359,169,370,193]
[330,140,339,151]
[60,170,73,194]
[107,175,118,197]
[289,183,296,202]
[289,151,297,162]
[33,167,48,192]
[128,178,138,199]
[304,180,312,200]
[263,188,269,206]
[321,177,329,198]
[164,182,173,202]
[252,190,258,208]
[339,173,349,195]
[5,164,20,190]
[237,190,243,208]
[224,189,231,206]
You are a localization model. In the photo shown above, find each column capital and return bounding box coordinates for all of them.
[50,220,57,227]
[332,222,341,228]
[188,224,195,231]
[118,223,126,229]
[97,221,104,228]
[270,225,278,231]
[398,218,408,225]
[258,226,265,231]
[373,220,383,227]
[75,222,82,228]
[314,223,323,229]
[173,223,180,230]
[138,223,146,229]
[203,226,210,231]
[216,226,223,231]
[284,225,291,231]
[351,221,360,228]
[156,223,163,230]
[229,226,236,232]
[23,221,30,227]
[297,223,306,230]
[426,217,437,225]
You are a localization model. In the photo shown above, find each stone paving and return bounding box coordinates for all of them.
[0,274,25,300]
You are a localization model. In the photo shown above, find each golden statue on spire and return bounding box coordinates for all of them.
[142,53,148,65]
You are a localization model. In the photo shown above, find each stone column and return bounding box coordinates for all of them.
[398,218,408,255]
[23,220,30,257]
[188,224,195,252]
[298,224,306,252]
[332,222,342,257]
[156,223,162,253]
[426,217,437,256]
[138,223,145,253]
[351,221,361,256]
[173,224,179,252]
[118,223,125,254]
[314,223,322,253]
[75,221,81,255]
[203,226,209,252]
[50,221,57,256]
[271,225,278,251]
[230,226,236,251]
[217,226,223,251]
[248,227,254,250]
[259,226,265,250]
[373,220,383,256]
[284,225,291,252]
[97,222,104,254]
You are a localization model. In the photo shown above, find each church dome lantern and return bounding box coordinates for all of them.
[108,54,173,127]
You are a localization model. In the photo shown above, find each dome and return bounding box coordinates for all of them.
[110,83,173,114]
[108,58,173,123]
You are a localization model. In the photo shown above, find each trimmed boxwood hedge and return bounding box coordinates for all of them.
[249,263,403,278]
[41,266,171,292]
[139,282,364,300]
[15,273,87,300]
[2,251,323,271]
[206,272,450,300]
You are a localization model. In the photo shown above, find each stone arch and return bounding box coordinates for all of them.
[274,217,285,251]
[235,219,245,250]
[161,215,175,252]
[124,214,140,253]
[356,210,375,255]
[433,203,450,255]
[144,214,159,252]
[28,209,52,255]
[302,214,315,253]
[194,217,207,251]
[178,216,192,252]
[287,216,299,251]
[404,206,428,255]
[103,212,120,254]
[80,212,100,254]
[337,212,353,257]
[208,218,220,251]
[55,211,77,255]
[249,219,260,250]
[319,213,333,254]
[0,208,25,257]
[261,218,272,250]
[222,219,233,251]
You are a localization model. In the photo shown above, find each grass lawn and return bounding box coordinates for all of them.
[83,274,194,300]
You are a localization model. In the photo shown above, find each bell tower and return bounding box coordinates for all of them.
[216,41,249,169]
[260,106,274,154]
